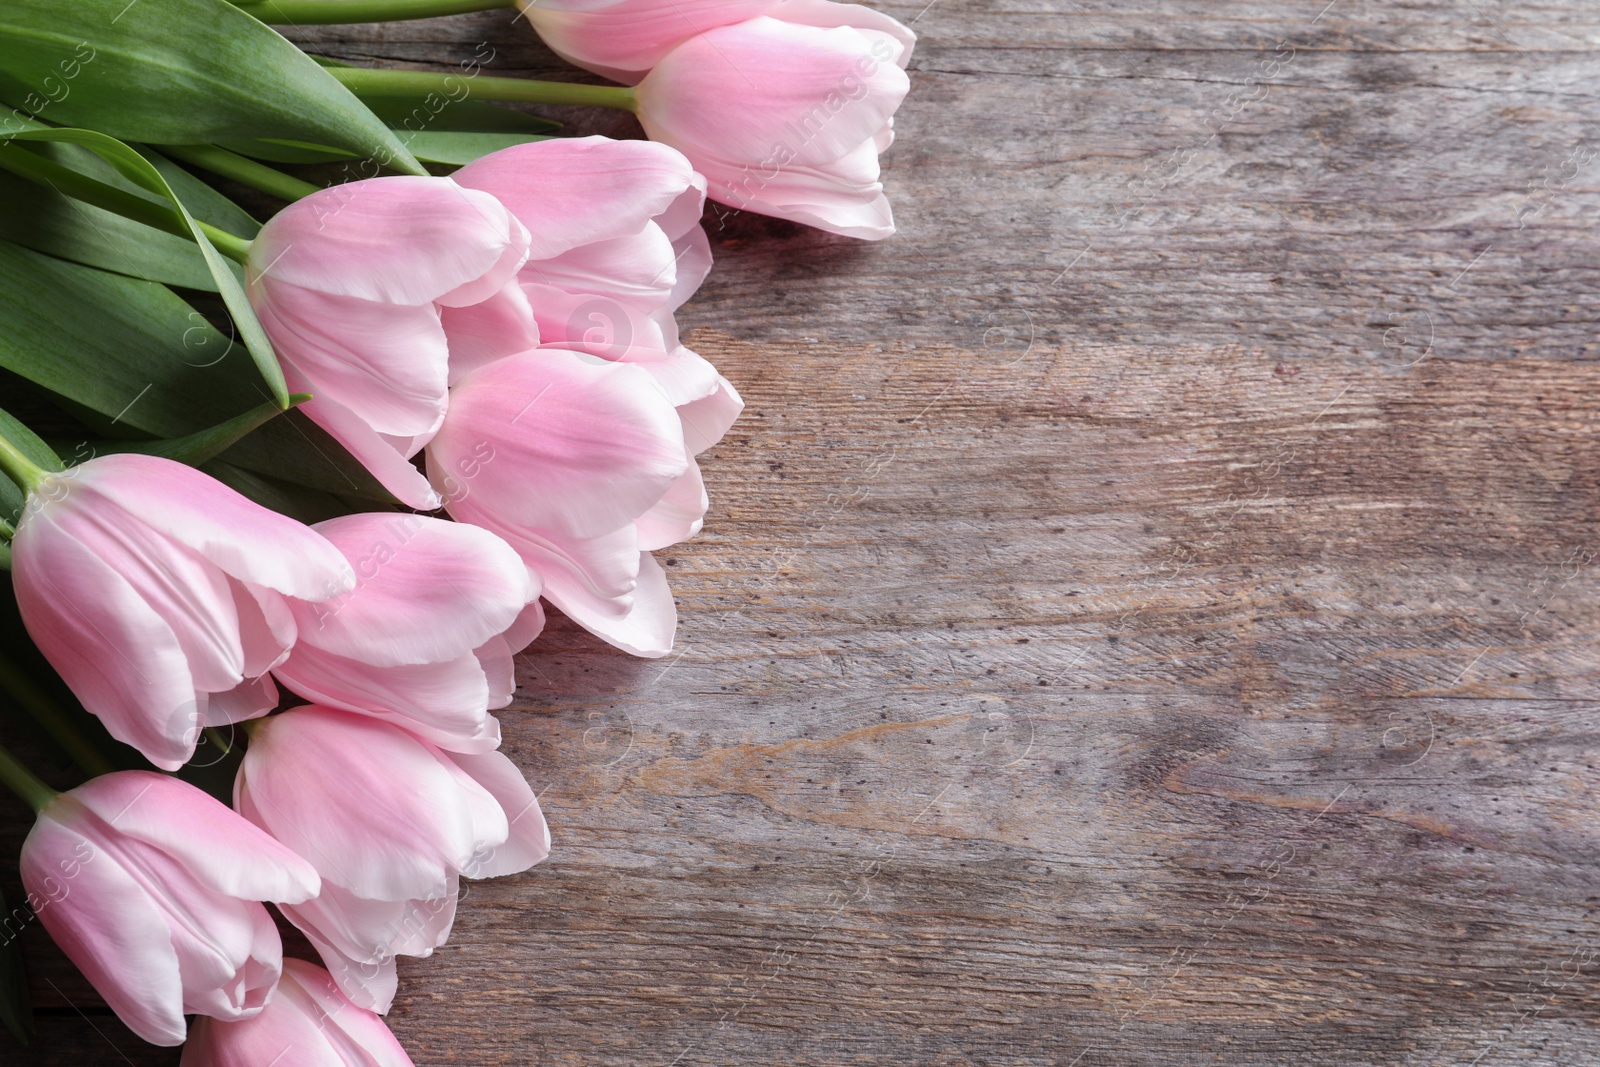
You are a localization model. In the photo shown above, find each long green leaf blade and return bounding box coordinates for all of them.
[0,0,423,173]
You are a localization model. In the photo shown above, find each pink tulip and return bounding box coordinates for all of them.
[634,16,913,239]
[426,350,692,657]
[235,706,549,1012]
[182,959,414,1067]
[247,176,538,508]
[517,0,913,86]
[11,454,354,770]
[451,137,743,565]
[271,512,538,752]
[451,137,710,371]
[22,771,320,1046]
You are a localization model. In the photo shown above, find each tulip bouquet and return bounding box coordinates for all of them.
[0,0,912,1060]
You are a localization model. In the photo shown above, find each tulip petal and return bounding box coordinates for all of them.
[636,460,707,551]
[249,177,525,307]
[636,346,721,407]
[296,513,533,667]
[297,394,444,511]
[454,137,701,260]
[23,813,188,1046]
[255,277,451,439]
[177,896,282,1023]
[59,454,356,602]
[201,674,278,728]
[767,0,917,64]
[441,280,540,385]
[238,709,485,900]
[272,641,497,751]
[679,375,745,454]
[432,350,688,539]
[292,920,400,1015]
[14,510,201,770]
[284,960,416,1066]
[476,639,516,708]
[637,19,909,167]
[548,550,678,658]
[450,751,551,880]
[75,772,321,904]
[286,881,457,967]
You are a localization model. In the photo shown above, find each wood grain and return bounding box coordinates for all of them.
[8,1,1600,1064]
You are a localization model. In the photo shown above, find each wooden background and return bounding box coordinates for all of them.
[9,0,1600,1063]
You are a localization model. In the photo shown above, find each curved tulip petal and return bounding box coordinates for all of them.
[450,751,551,879]
[296,395,443,511]
[635,460,708,551]
[768,0,916,62]
[59,454,356,602]
[14,509,201,770]
[635,346,721,407]
[454,137,703,259]
[548,550,678,658]
[203,674,278,728]
[23,813,189,1046]
[74,773,320,904]
[432,350,688,539]
[679,375,745,454]
[476,639,517,708]
[254,278,451,440]
[237,709,484,901]
[637,20,909,167]
[182,959,416,1066]
[250,177,526,307]
[441,280,540,385]
[296,513,533,667]
[273,641,499,752]
[517,0,775,82]
[177,898,282,1023]
[286,881,457,968]
[290,921,400,1016]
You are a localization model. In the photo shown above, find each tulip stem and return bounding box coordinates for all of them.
[0,741,58,814]
[0,656,117,779]
[0,432,46,495]
[230,0,511,22]
[0,143,253,264]
[204,727,234,757]
[327,66,637,112]
[162,144,321,202]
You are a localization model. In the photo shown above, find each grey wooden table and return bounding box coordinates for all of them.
[8,1,1600,1064]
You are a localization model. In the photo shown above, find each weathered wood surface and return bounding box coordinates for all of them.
[10,1,1600,1063]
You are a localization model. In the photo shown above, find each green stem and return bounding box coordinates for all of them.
[203,726,234,757]
[0,517,13,539]
[0,144,252,264]
[0,431,45,495]
[0,740,58,814]
[232,0,510,22]
[0,656,115,778]
[328,66,637,112]
[162,143,321,202]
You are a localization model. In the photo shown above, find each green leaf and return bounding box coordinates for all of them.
[217,137,357,164]
[0,169,215,289]
[0,0,424,174]
[0,241,392,501]
[4,125,287,407]
[0,886,34,1046]
[0,141,259,291]
[402,130,553,166]
[104,394,308,466]
[141,147,261,238]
